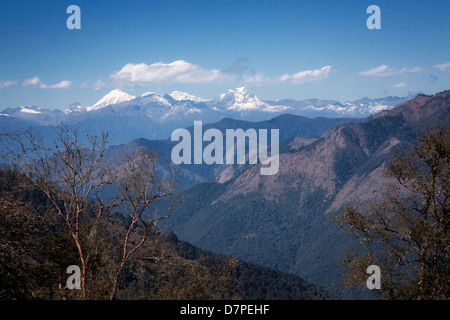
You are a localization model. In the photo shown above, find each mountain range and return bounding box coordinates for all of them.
[1,86,447,299]
[0,87,409,144]
[154,90,450,298]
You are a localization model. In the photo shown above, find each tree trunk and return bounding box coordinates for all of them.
[72,234,87,300]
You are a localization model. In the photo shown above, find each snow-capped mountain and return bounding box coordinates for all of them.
[137,91,172,109]
[0,87,410,144]
[169,91,209,103]
[65,101,91,113]
[266,95,412,118]
[0,105,66,125]
[87,89,136,111]
[213,87,290,113]
[77,87,406,120]
[304,100,395,117]
[2,105,44,116]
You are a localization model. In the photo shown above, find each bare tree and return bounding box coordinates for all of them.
[108,149,178,300]
[1,125,115,299]
[1,125,178,299]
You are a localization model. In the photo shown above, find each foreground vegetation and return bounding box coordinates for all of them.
[0,125,331,300]
[334,125,449,300]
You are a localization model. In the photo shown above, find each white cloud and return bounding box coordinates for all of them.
[22,76,71,89]
[45,80,72,89]
[393,82,407,88]
[277,66,332,84]
[433,62,450,72]
[359,64,424,77]
[0,80,18,89]
[23,76,42,88]
[111,60,231,84]
[104,60,334,87]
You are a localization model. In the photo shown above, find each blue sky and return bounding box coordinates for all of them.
[1,0,450,109]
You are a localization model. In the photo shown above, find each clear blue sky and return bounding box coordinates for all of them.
[1,0,450,109]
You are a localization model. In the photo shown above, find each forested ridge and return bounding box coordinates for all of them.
[0,169,332,300]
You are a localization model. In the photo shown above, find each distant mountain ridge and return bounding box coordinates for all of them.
[0,87,409,144]
[101,114,362,189]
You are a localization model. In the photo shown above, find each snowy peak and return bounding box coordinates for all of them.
[216,87,290,113]
[231,87,250,103]
[20,106,42,114]
[64,102,87,113]
[170,91,208,103]
[218,87,250,102]
[300,99,400,117]
[139,91,172,107]
[141,91,159,97]
[88,89,136,111]
[1,105,43,116]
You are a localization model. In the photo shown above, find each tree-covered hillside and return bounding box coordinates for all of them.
[0,169,332,300]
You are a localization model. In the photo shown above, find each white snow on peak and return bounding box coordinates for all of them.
[64,104,87,114]
[88,89,136,111]
[170,91,208,103]
[20,106,41,114]
[217,87,290,113]
[305,101,393,116]
[141,91,159,97]
[140,91,172,107]
[366,103,392,113]
[232,87,250,102]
